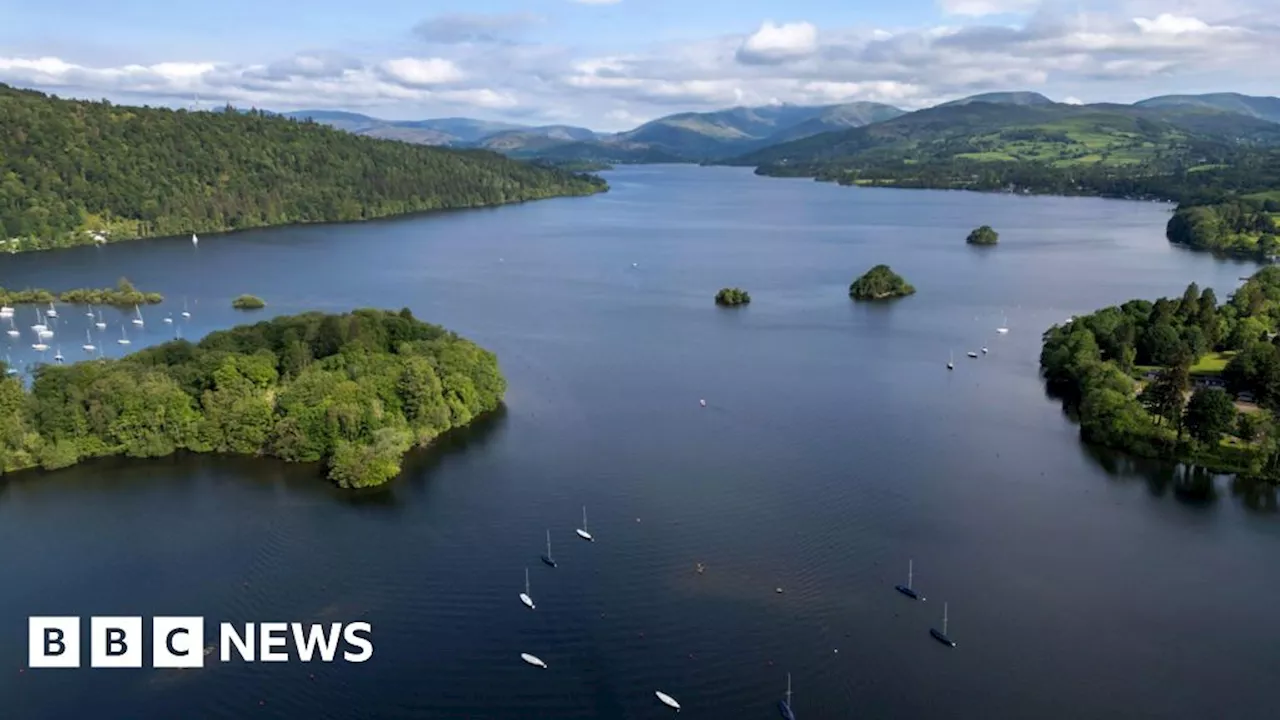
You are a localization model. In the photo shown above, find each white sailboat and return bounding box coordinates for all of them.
[779,673,795,720]
[520,653,547,668]
[31,309,46,333]
[32,339,48,352]
[192,233,199,246]
[6,316,18,337]
[0,304,12,316]
[85,304,95,318]
[541,529,556,567]
[131,304,144,326]
[53,346,64,363]
[82,330,96,352]
[576,505,594,542]
[947,350,954,370]
[118,326,131,345]
[94,309,106,330]
[164,313,174,324]
[519,568,535,609]
[655,691,681,711]
[45,301,57,318]
[981,346,988,354]
[4,353,16,375]
[996,314,1009,334]
[181,297,191,319]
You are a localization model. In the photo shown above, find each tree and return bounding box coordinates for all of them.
[1139,363,1189,432]
[1236,411,1270,443]
[849,265,915,300]
[965,226,999,245]
[1184,387,1236,444]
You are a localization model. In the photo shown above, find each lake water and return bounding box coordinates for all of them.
[1,165,1277,719]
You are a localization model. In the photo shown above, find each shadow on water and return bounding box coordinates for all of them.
[1082,444,1228,507]
[0,404,510,506]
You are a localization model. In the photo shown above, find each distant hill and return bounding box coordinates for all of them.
[0,84,606,253]
[937,91,1055,108]
[282,110,593,147]
[1134,93,1280,125]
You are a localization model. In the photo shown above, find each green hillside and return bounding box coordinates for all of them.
[0,84,606,253]
[1135,93,1280,125]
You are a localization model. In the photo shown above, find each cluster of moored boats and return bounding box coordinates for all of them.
[3,299,195,369]
[946,316,1009,369]
[893,559,958,648]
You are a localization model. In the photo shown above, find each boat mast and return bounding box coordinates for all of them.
[582,505,588,532]
[786,672,792,706]
[907,559,913,590]
[525,567,530,595]
[943,602,949,635]
[546,530,552,560]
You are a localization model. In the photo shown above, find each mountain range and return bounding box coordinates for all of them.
[285,91,1280,165]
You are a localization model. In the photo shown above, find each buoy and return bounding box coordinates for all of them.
[775,587,783,593]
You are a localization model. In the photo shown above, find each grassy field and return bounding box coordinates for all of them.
[1191,351,1236,375]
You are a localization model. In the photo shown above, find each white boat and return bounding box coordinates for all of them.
[54,346,63,363]
[967,351,978,358]
[519,568,535,610]
[947,350,953,370]
[31,309,46,333]
[94,309,106,330]
[82,330,96,352]
[181,298,191,319]
[576,505,594,542]
[996,314,1009,334]
[0,305,13,316]
[32,342,48,352]
[655,691,681,711]
[85,304,95,318]
[4,354,16,375]
[131,304,144,326]
[38,328,53,339]
[163,314,173,324]
[6,317,17,337]
[192,233,199,246]
[520,653,547,668]
[45,302,57,318]
[699,399,706,407]
[981,347,988,354]
[118,326,131,345]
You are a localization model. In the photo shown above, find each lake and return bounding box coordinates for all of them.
[1,165,1277,719]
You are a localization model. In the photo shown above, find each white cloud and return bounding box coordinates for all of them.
[1063,95,1083,104]
[570,0,622,4]
[937,0,1038,17]
[736,21,819,64]
[377,58,463,86]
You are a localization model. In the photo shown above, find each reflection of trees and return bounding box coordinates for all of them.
[1230,476,1279,514]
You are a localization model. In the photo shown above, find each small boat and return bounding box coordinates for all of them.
[94,310,106,330]
[32,342,48,352]
[520,568,534,610]
[0,305,12,316]
[699,399,706,407]
[163,314,174,324]
[54,346,64,363]
[82,330,96,352]
[778,673,796,720]
[118,326,131,345]
[520,653,546,668]
[192,233,199,246]
[655,691,681,711]
[131,304,144,326]
[38,328,53,339]
[996,314,1009,334]
[31,310,46,333]
[894,559,924,600]
[981,347,988,354]
[947,350,953,370]
[576,505,594,542]
[967,351,978,358]
[45,302,57,318]
[541,530,556,568]
[930,602,956,647]
[6,317,18,337]
[181,298,191,319]
[85,305,95,318]
[3,354,16,375]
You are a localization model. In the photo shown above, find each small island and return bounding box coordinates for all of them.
[232,294,266,310]
[0,277,162,307]
[849,265,916,301]
[1040,268,1280,483]
[966,226,999,246]
[0,309,505,488]
[714,288,751,306]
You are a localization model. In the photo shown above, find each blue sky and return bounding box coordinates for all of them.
[1,0,1275,130]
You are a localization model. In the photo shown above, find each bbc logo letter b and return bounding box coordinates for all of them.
[29,617,81,668]
[91,617,143,668]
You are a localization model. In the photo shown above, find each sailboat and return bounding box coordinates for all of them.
[45,301,57,318]
[85,304,95,318]
[31,309,46,333]
[778,673,796,720]
[6,317,18,337]
[54,346,63,363]
[520,653,547,668]
[981,346,988,354]
[895,559,924,600]
[947,350,954,370]
[118,326,131,345]
[655,691,681,711]
[94,309,106,330]
[541,530,556,568]
[930,602,956,647]
[131,304,144,326]
[576,506,594,542]
[192,233,199,246]
[0,304,12,316]
[31,332,49,351]
[181,297,191,319]
[967,351,978,358]
[164,313,174,324]
[4,354,16,375]
[82,330,96,352]
[996,314,1009,334]
[520,568,535,609]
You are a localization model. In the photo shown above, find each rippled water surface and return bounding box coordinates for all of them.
[2,166,1277,719]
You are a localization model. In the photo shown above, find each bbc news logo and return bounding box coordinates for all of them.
[28,617,373,668]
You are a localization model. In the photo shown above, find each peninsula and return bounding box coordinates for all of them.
[0,309,504,488]
[850,265,915,301]
[0,83,607,254]
[1040,268,1280,482]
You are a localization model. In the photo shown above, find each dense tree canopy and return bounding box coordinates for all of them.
[966,226,999,245]
[1039,268,1280,481]
[0,309,504,487]
[714,287,751,306]
[0,278,162,307]
[1166,197,1280,258]
[849,265,915,301]
[0,84,607,252]
[232,295,266,310]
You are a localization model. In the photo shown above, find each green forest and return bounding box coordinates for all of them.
[714,287,751,306]
[1040,268,1280,480]
[0,83,607,252]
[849,265,915,301]
[0,309,505,487]
[1166,194,1280,257]
[0,277,162,307]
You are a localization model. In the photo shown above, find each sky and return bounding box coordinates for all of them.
[0,0,1276,131]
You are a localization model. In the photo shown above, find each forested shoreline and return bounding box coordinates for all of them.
[1040,268,1280,481]
[0,84,607,253]
[0,309,504,487]
[0,278,162,307]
